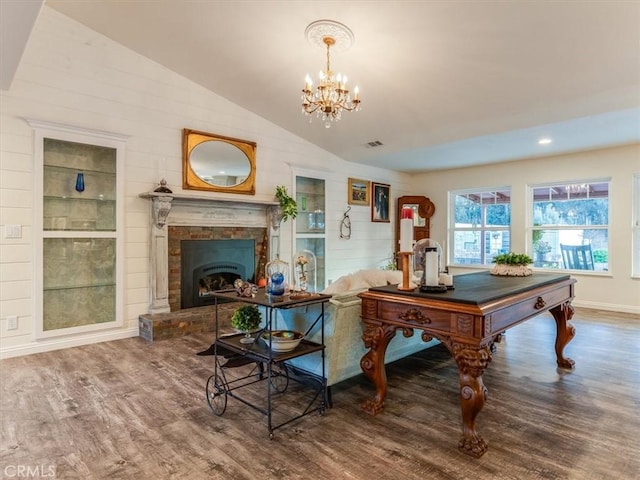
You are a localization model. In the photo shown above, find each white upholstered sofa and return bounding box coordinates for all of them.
[277,270,440,390]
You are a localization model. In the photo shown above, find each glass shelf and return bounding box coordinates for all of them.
[44,282,116,292]
[44,195,116,202]
[44,163,116,176]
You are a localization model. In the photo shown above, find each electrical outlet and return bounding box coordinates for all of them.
[7,316,18,331]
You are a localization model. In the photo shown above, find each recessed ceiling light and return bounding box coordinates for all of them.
[538,137,552,145]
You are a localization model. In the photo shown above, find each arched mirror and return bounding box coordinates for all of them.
[395,195,435,254]
[182,129,256,195]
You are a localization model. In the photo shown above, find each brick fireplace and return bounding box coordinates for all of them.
[138,192,277,341]
[168,226,267,311]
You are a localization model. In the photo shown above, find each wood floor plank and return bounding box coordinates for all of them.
[1,308,638,479]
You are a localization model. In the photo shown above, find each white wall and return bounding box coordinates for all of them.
[410,144,640,314]
[0,7,409,358]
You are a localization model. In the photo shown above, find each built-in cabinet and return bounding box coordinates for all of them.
[30,120,126,338]
[294,175,325,290]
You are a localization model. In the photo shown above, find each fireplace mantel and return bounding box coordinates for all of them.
[139,191,279,206]
[139,191,279,313]
[139,191,279,228]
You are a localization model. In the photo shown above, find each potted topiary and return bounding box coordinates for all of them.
[231,304,262,344]
[490,252,534,277]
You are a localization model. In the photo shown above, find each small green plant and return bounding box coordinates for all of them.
[275,185,298,222]
[492,252,533,266]
[593,249,608,264]
[231,305,262,332]
[379,258,397,270]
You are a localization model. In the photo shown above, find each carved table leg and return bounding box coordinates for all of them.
[360,322,397,415]
[550,301,576,369]
[452,342,492,457]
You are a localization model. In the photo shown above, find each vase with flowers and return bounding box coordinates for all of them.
[293,250,316,294]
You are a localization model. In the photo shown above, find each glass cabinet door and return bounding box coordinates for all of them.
[43,237,116,331]
[31,120,125,338]
[43,138,117,232]
[296,177,325,235]
[295,238,325,291]
[295,176,325,290]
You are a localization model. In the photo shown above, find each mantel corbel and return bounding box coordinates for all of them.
[152,195,173,228]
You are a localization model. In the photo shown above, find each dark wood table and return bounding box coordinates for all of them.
[358,271,576,457]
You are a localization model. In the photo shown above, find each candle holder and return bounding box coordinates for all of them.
[414,238,449,293]
[397,252,415,291]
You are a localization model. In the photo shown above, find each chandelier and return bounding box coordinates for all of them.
[302,20,361,128]
[566,183,590,194]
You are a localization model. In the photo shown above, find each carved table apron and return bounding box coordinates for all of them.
[358,271,576,457]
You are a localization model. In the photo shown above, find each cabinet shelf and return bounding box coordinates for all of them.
[42,194,116,205]
[44,281,116,292]
[217,334,324,363]
[44,164,116,176]
[44,195,116,203]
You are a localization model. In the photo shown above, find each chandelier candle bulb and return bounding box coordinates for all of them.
[400,207,414,252]
[425,247,439,286]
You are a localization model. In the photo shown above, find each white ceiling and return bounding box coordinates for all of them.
[10,1,640,171]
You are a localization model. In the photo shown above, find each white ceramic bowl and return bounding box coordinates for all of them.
[262,330,304,352]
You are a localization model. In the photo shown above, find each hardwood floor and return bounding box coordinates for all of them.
[1,308,638,479]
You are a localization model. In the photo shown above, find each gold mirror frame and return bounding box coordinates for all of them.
[182,128,256,195]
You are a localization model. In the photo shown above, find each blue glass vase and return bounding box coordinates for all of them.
[75,172,85,192]
[266,255,289,299]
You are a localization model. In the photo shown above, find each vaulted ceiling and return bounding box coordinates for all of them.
[6,1,640,171]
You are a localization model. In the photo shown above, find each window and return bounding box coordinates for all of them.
[530,180,610,272]
[450,188,511,266]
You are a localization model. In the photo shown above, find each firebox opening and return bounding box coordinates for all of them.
[181,239,255,309]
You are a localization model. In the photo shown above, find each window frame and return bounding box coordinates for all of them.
[633,174,640,278]
[527,178,611,274]
[448,186,511,268]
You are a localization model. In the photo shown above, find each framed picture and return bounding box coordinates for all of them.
[371,182,391,222]
[347,178,370,205]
